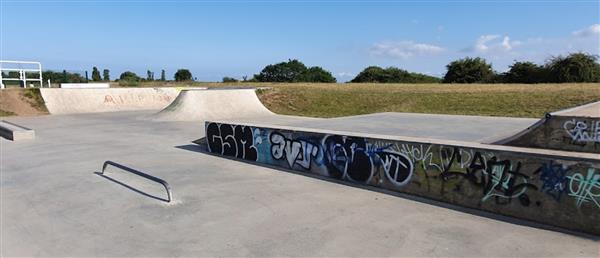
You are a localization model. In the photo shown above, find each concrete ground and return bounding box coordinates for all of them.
[227,112,538,143]
[1,111,598,257]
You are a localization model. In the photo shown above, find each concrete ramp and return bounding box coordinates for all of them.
[150,89,274,121]
[496,101,600,153]
[40,88,181,114]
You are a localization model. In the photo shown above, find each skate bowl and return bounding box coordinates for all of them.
[40,87,187,114]
[150,88,274,122]
[496,101,600,153]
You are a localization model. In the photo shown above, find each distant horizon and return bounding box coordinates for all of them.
[1,0,598,82]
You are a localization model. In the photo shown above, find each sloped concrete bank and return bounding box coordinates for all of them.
[497,101,600,153]
[199,121,600,235]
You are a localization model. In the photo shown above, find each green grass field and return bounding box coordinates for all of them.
[252,83,600,118]
[9,82,599,118]
[126,82,600,118]
[133,82,600,118]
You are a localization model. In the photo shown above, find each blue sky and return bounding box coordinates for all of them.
[1,0,599,82]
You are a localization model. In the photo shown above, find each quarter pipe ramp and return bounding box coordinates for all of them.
[40,88,182,114]
[495,101,600,153]
[150,89,275,122]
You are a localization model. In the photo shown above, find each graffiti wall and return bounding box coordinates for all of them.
[504,116,600,154]
[204,122,600,235]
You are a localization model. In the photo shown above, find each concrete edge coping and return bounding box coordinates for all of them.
[206,119,600,162]
[0,120,35,141]
[551,100,600,118]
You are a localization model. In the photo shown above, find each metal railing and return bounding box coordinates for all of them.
[101,161,172,203]
[0,60,43,89]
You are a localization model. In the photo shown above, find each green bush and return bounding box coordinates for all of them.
[118,71,141,86]
[300,67,337,83]
[222,77,239,83]
[443,57,495,83]
[174,69,193,81]
[253,59,336,83]
[503,61,547,83]
[42,70,86,84]
[546,53,600,83]
[350,66,440,83]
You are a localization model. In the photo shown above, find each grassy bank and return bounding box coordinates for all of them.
[253,83,600,118]
[133,81,600,118]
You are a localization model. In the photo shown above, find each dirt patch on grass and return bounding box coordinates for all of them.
[0,89,49,117]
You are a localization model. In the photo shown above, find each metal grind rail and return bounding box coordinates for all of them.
[101,161,172,203]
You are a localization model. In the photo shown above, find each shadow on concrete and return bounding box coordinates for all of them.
[94,172,170,202]
[175,144,206,153]
[175,142,600,241]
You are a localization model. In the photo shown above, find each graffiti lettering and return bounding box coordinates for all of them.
[270,132,319,170]
[206,123,258,161]
[564,119,600,143]
[567,168,600,209]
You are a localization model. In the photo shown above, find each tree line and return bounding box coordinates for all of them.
[223,52,599,84]
[443,53,600,83]
[42,68,194,86]
[39,51,599,86]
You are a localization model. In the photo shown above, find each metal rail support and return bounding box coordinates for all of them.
[0,60,43,88]
[101,161,172,203]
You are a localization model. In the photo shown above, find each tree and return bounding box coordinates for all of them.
[254,59,308,82]
[43,70,85,84]
[147,70,154,81]
[91,67,101,81]
[252,59,337,83]
[103,69,110,81]
[174,69,192,81]
[350,66,440,83]
[545,52,600,83]
[443,57,495,83]
[222,77,239,83]
[503,61,547,83]
[160,69,166,81]
[301,67,337,83]
[119,71,141,86]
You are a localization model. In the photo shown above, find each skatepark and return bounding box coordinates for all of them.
[1,87,599,256]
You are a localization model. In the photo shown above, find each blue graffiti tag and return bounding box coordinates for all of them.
[534,161,569,201]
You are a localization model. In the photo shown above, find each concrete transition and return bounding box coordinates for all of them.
[40,87,182,114]
[0,120,34,141]
[150,88,274,121]
[198,120,600,235]
[497,101,600,153]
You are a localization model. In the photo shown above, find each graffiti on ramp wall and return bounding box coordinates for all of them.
[204,122,600,235]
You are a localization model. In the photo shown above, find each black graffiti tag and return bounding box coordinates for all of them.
[206,123,258,161]
[440,147,537,206]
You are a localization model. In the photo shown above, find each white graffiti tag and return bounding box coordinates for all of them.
[563,119,600,143]
[270,132,319,170]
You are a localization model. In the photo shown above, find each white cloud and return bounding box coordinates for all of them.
[474,34,500,51]
[470,34,521,53]
[573,24,600,37]
[370,41,444,59]
[335,72,355,77]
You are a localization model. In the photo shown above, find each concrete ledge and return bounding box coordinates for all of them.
[200,120,600,235]
[0,120,35,141]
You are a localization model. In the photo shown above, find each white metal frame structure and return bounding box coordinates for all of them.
[0,60,43,89]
